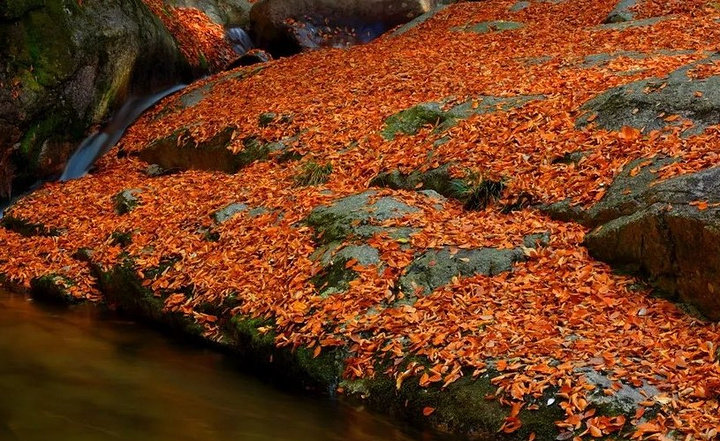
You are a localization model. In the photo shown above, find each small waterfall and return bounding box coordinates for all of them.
[226,27,253,55]
[60,84,186,181]
[0,84,185,218]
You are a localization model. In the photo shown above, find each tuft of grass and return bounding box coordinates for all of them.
[294,161,332,186]
[451,169,505,210]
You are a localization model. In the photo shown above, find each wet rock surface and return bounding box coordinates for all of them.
[250,0,438,56]
[163,0,254,27]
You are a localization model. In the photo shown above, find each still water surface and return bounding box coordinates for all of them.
[0,291,436,441]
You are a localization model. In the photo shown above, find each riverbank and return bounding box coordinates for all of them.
[2,1,720,439]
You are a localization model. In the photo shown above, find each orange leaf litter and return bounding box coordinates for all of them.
[3,0,720,439]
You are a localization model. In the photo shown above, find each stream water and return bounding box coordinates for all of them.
[0,291,439,441]
[60,84,186,182]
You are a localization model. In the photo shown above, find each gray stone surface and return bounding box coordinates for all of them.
[578,367,659,415]
[138,128,274,173]
[581,158,720,320]
[212,203,249,223]
[603,0,639,24]
[398,232,549,298]
[371,163,507,211]
[399,247,525,297]
[306,190,420,244]
[306,190,434,295]
[578,55,720,137]
[579,50,695,69]
[390,4,449,37]
[178,84,214,109]
[164,0,253,27]
[114,189,142,215]
[381,95,544,140]
[596,16,666,31]
[509,1,530,13]
[313,244,381,296]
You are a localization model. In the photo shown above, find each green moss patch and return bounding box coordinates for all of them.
[30,273,79,304]
[452,20,524,34]
[0,214,62,237]
[294,161,332,186]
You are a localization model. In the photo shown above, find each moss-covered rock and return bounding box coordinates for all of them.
[602,0,639,23]
[0,0,191,198]
[596,16,666,31]
[294,161,332,187]
[451,20,524,34]
[381,95,543,140]
[223,315,346,393]
[342,364,564,440]
[381,103,450,140]
[137,128,274,173]
[212,202,249,223]
[306,190,419,245]
[93,257,204,337]
[113,189,142,215]
[311,244,381,296]
[163,0,254,27]
[569,156,720,320]
[577,54,720,137]
[371,164,506,211]
[258,112,278,127]
[29,273,79,305]
[0,213,62,237]
[389,4,449,37]
[110,230,134,247]
[0,0,44,20]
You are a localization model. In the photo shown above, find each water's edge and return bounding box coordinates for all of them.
[0,290,431,441]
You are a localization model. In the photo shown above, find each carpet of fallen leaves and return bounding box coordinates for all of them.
[3,0,720,439]
[142,0,235,70]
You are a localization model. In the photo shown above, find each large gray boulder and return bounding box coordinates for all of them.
[577,55,720,137]
[249,0,437,56]
[0,0,191,198]
[582,158,720,320]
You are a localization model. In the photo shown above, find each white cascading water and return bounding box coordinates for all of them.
[0,84,185,218]
[226,27,253,55]
[60,84,186,181]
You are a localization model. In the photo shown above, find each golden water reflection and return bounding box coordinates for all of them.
[0,291,438,441]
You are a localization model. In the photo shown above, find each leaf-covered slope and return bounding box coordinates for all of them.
[2,0,720,439]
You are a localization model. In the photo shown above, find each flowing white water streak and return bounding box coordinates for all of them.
[0,85,185,218]
[60,84,186,181]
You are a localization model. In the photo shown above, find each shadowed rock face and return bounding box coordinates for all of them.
[249,0,437,56]
[0,0,191,199]
[581,158,720,320]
